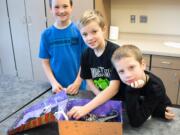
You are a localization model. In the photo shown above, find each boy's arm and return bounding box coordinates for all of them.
[66,68,83,95]
[67,80,120,119]
[165,107,175,120]
[125,82,168,127]
[41,59,63,93]
[86,79,101,95]
[152,92,174,119]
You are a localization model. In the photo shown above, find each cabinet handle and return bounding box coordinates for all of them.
[161,61,171,65]
[22,16,27,24]
[27,16,32,26]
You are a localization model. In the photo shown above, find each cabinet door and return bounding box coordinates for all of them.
[151,55,180,70]
[151,68,179,104]
[177,72,180,105]
[178,85,180,105]
[45,0,53,27]
[0,60,2,75]
[143,54,151,71]
[7,0,33,79]
[0,0,16,76]
[25,0,47,81]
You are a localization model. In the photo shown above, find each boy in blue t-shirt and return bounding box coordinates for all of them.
[39,0,86,94]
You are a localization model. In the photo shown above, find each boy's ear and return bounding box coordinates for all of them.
[49,2,52,11]
[71,5,73,10]
[102,25,106,31]
[50,9,52,13]
[141,59,147,70]
[103,25,108,39]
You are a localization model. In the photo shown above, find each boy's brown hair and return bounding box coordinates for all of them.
[78,10,105,30]
[111,44,143,65]
[49,0,73,8]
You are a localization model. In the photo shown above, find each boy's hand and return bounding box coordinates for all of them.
[52,83,64,94]
[66,83,80,95]
[130,80,145,88]
[165,107,175,120]
[67,106,88,120]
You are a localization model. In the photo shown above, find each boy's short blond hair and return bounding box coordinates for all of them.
[78,10,105,29]
[111,44,143,64]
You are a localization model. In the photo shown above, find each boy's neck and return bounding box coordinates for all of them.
[94,40,107,57]
[54,20,72,29]
[144,72,149,85]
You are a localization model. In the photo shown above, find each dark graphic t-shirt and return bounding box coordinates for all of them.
[80,41,122,100]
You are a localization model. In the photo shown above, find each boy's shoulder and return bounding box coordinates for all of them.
[83,47,93,56]
[146,71,162,82]
[69,22,78,28]
[107,40,120,51]
[68,22,81,33]
[106,40,120,54]
[41,25,55,35]
[145,71,164,89]
[107,40,119,48]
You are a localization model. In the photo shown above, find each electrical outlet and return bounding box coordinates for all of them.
[130,15,136,23]
[140,15,148,23]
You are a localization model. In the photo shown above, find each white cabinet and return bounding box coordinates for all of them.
[7,0,47,80]
[7,0,33,79]
[0,55,1,74]
[25,0,48,81]
[151,55,180,104]
[0,0,16,76]
[45,0,54,26]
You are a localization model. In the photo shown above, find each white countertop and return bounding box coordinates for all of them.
[110,33,180,57]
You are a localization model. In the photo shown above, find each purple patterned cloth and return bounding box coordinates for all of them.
[10,91,122,130]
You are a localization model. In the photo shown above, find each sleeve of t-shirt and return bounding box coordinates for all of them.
[39,32,50,59]
[80,36,88,53]
[151,79,172,118]
[108,41,120,81]
[110,67,120,80]
[80,50,92,79]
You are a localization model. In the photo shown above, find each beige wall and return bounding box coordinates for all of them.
[72,0,94,22]
[95,0,111,38]
[111,0,180,35]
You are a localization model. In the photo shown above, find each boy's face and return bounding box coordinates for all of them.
[51,0,72,24]
[80,21,105,49]
[114,56,146,86]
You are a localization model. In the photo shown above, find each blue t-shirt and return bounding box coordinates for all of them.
[39,22,87,89]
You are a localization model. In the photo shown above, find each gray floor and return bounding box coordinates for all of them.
[0,75,51,135]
